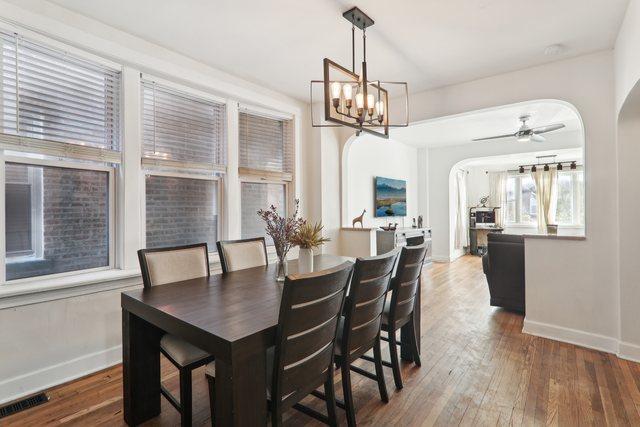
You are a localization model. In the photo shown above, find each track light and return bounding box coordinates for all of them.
[519,166,525,174]
[557,163,563,171]
[570,161,577,170]
[544,164,549,171]
[531,165,537,172]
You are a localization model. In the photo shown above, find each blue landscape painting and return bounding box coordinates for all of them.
[375,177,407,217]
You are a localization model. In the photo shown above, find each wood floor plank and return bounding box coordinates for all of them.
[3,256,640,426]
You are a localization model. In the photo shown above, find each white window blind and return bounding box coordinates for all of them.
[239,110,293,178]
[0,31,121,162]
[142,80,226,171]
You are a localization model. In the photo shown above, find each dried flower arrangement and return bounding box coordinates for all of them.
[291,221,330,249]
[257,199,305,264]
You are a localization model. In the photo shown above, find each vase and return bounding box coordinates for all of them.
[298,247,314,273]
[275,257,288,282]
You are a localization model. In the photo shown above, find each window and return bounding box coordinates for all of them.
[505,175,537,225]
[141,79,225,252]
[239,109,293,244]
[5,162,111,281]
[145,174,218,249]
[1,30,120,282]
[241,182,286,245]
[555,170,584,226]
[505,170,584,226]
[1,31,120,153]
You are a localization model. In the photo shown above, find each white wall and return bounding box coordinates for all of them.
[345,135,419,229]
[0,0,311,404]
[409,51,621,355]
[615,0,640,361]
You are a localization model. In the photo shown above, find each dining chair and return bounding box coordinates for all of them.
[216,237,268,273]
[137,243,215,426]
[363,244,427,390]
[327,250,399,426]
[205,261,353,426]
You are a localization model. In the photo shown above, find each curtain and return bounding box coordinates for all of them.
[488,172,507,227]
[454,170,469,249]
[532,169,558,233]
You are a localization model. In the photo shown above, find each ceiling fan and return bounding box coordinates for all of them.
[472,115,566,143]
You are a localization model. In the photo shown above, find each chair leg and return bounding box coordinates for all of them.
[271,407,283,427]
[324,365,338,427]
[409,317,422,367]
[373,337,389,403]
[207,374,215,426]
[179,368,193,426]
[341,362,357,427]
[387,329,404,390]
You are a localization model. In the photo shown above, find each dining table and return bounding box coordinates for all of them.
[121,254,421,426]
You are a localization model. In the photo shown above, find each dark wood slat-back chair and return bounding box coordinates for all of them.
[137,243,215,426]
[206,262,353,426]
[216,237,268,273]
[318,250,399,427]
[362,244,428,390]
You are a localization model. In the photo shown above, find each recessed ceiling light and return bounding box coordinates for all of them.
[544,44,566,56]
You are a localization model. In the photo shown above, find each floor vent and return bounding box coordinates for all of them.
[0,393,49,419]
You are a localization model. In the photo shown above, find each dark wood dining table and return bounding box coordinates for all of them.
[121,254,421,426]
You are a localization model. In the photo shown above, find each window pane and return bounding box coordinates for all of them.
[241,182,286,245]
[5,163,110,280]
[145,175,218,250]
[1,31,121,150]
[505,177,516,223]
[575,171,585,225]
[142,81,226,165]
[556,172,573,224]
[520,176,537,224]
[239,112,293,173]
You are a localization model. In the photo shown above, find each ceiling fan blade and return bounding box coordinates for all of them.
[531,134,545,142]
[472,133,516,142]
[532,123,565,134]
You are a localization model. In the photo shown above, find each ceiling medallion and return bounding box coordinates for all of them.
[310,7,409,139]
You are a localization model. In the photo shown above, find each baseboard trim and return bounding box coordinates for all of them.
[0,345,122,405]
[619,341,640,363]
[522,319,619,354]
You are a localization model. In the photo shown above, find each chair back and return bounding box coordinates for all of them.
[341,251,398,360]
[271,262,353,408]
[217,237,268,273]
[387,244,428,325]
[137,243,210,288]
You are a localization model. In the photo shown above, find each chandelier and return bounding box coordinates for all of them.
[310,7,408,139]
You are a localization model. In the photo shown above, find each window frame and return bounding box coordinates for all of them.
[238,105,295,235]
[5,164,43,261]
[1,154,116,285]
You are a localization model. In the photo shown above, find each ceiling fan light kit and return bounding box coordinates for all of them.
[310,7,408,139]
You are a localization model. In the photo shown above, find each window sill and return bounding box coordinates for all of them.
[0,269,142,309]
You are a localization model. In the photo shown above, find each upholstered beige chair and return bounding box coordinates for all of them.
[216,237,268,273]
[137,243,214,426]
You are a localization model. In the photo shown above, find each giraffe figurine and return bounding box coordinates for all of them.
[352,209,366,228]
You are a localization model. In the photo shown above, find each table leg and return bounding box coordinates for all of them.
[401,275,421,361]
[122,309,163,426]
[215,344,267,426]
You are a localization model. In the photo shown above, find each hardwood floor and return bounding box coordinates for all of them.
[4,255,640,426]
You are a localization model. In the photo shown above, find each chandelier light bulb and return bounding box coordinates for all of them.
[366,94,375,109]
[342,84,353,100]
[355,92,365,110]
[375,100,385,116]
[330,81,341,100]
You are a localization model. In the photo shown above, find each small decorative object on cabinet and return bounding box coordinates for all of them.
[479,195,489,208]
[412,217,417,228]
[417,215,423,228]
[291,222,330,273]
[546,224,558,235]
[257,200,305,281]
[352,209,366,227]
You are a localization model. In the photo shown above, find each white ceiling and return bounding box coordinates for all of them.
[43,0,629,101]
[460,148,583,171]
[390,101,582,147]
